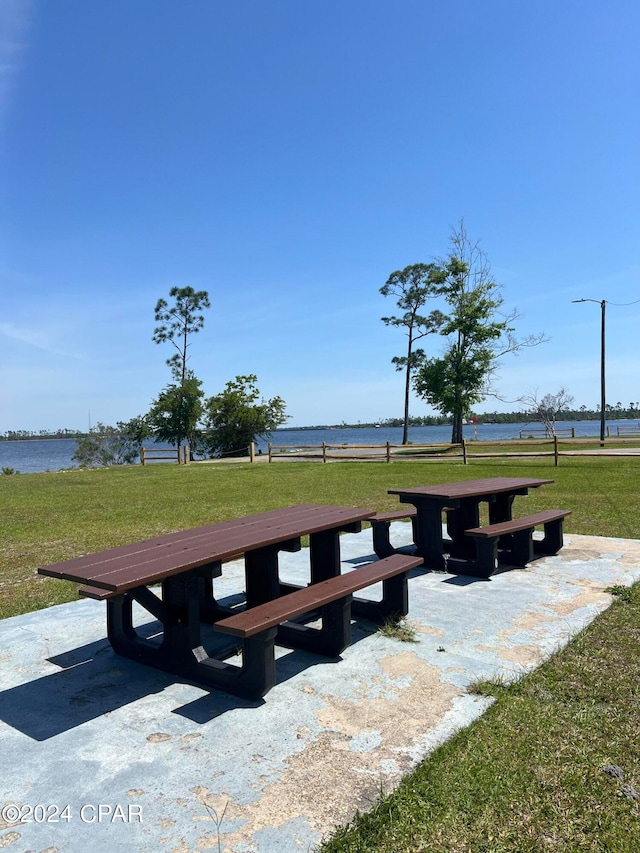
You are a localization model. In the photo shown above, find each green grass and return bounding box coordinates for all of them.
[320,583,640,852]
[2,456,640,850]
[2,455,640,618]
[377,615,419,643]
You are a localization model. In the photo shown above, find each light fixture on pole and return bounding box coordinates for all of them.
[572,298,606,443]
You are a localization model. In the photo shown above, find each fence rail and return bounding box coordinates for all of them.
[267,436,640,466]
[140,445,190,465]
[611,424,640,436]
[268,440,462,463]
[518,427,576,438]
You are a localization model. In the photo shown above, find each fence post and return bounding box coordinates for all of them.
[386,441,391,463]
[250,442,255,463]
[554,435,559,466]
[322,441,327,463]
[140,448,146,466]
[268,443,273,463]
[462,439,467,465]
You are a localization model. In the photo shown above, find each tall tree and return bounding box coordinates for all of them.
[413,223,545,444]
[153,286,210,382]
[152,286,210,453]
[380,264,445,444]
[201,375,288,458]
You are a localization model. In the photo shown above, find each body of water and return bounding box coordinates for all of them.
[1,420,637,474]
[257,420,636,453]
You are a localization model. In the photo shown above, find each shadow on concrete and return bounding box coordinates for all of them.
[343,551,379,565]
[0,637,173,741]
[0,615,378,740]
[173,646,345,724]
[442,574,488,586]
[173,622,380,723]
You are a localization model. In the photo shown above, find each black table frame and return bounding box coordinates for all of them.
[40,505,378,694]
[388,478,554,570]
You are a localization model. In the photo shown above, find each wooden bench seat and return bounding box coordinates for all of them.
[463,509,572,578]
[371,508,418,558]
[206,553,423,699]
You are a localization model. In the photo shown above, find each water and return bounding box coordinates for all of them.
[0,439,81,475]
[0,438,173,475]
[1,420,635,474]
[257,419,636,453]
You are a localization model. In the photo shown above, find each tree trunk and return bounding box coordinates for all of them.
[402,331,413,445]
[402,365,411,445]
[451,411,464,445]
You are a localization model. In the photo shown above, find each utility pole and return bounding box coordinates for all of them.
[572,298,606,444]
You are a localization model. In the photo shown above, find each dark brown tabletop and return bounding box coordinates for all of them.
[37,503,374,593]
[389,477,554,500]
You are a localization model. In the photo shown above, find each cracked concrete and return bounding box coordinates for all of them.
[1,527,640,852]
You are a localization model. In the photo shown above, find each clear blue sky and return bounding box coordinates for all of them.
[1,0,638,432]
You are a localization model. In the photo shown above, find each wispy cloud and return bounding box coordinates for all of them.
[0,0,33,123]
[0,321,81,359]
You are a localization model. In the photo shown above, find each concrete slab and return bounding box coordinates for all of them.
[1,526,640,852]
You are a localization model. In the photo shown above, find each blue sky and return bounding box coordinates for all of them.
[1,0,638,432]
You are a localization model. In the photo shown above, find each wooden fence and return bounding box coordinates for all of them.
[610,424,640,436]
[267,436,640,466]
[517,424,640,439]
[268,441,461,463]
[518,427,576,439]
[140,445,190,465]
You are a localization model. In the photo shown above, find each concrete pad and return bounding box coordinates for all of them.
[1,527,640,852]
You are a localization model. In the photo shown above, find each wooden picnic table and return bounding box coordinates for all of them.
[388,477,555,570]
[37,504,422,698]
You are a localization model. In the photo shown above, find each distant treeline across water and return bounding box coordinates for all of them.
[2,419,638,474]
[4,405,640,443]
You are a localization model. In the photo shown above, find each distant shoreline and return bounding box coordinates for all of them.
[0,436,84,443]
[2,413,639,440]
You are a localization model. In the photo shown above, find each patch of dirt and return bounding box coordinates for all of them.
[213,652,461,851]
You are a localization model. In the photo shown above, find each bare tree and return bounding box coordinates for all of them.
[523,388,575,436]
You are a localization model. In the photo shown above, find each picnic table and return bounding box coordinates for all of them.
[38,504,421,699]
[385,477,568,577]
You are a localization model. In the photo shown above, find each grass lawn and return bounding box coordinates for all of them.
[2,456,639,850]
[320,581,640,853]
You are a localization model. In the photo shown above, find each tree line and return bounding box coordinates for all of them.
[474,404,640,425]
[1,429,86,441]
[7,399,640,448]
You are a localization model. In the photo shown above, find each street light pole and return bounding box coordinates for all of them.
[572,298,606,444]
